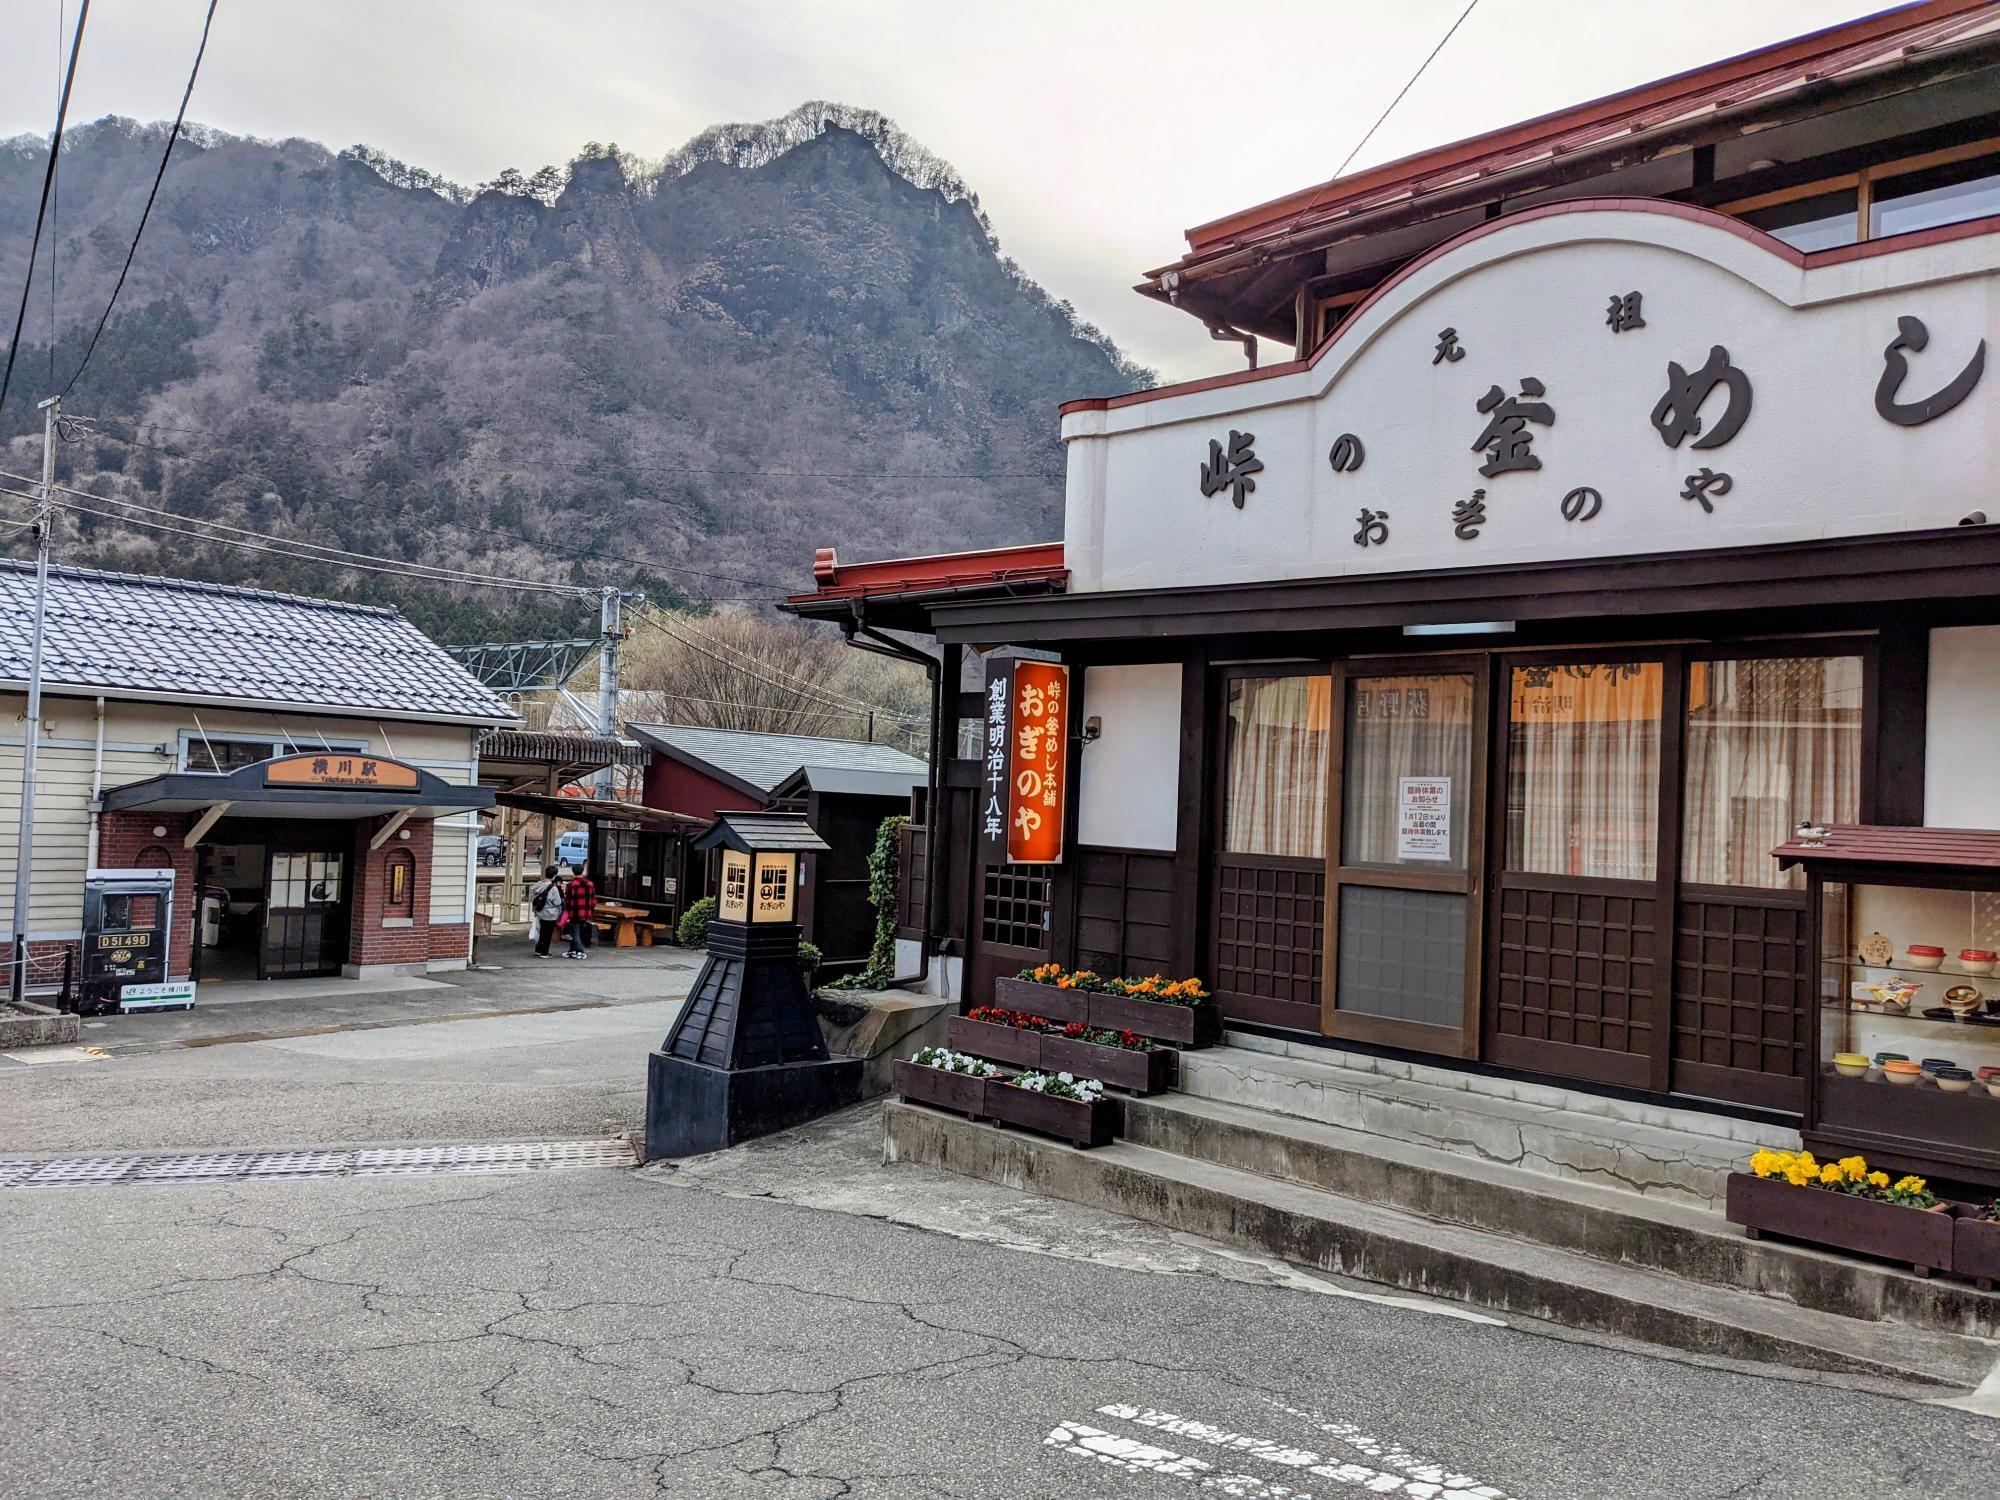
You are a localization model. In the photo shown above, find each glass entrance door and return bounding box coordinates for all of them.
[1325,661,1487,1055]
[263,848,348,979]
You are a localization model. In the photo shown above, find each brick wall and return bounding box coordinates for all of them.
[428,922,470,962]
[348,818,435,969]
[98,811,198,978]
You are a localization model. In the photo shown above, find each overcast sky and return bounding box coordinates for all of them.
[3,0,1880,381]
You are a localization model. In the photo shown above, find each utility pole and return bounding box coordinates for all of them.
[594,587,640,799]
[9,396,57,1005]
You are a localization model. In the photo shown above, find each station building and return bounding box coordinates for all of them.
[1,560,511,996]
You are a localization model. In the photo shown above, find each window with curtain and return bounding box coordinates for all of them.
[1223,675,1331,859]
[1506,663,1662,881]
[1682,655,1862,890]
[1341,673,1476,870]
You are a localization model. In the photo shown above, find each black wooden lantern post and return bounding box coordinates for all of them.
[644,811,862,1158]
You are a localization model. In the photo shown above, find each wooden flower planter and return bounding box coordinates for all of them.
[948,1016,1177,1095]
[987,1081,1120,1149]
[893,1059,997,1119]
[991,976,1222,1048]
[947,1015,1044,1069]
[1086,991,1224,1048]
[1041,1033,1177,1095]
[1951,1210,2000,1292]
[992,976,1088,1025]
[1725,1172,1956,1277]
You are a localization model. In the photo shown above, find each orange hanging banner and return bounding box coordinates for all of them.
[1005,661,1069,864]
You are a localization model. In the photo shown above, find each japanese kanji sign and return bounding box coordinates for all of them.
[264,753,420,791]
[978,658,1069,866]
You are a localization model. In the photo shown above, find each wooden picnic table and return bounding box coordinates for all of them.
[595,902,655,948]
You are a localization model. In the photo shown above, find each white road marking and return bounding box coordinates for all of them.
[2,1044,108,1066]
[1176,1238,1507,1326]
[1045,1403,1515,1498]
[1105,1405,1511,1498]
[1045,1421,1301,1494]
[1928,1349,2000,1420]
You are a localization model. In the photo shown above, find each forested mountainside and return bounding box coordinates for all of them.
[0,103,1150,641]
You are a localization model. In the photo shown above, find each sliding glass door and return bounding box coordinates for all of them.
[1486,655,1674,1088]
[1324,659,1488,1055]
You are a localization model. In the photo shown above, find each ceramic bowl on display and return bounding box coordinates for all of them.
[1882,1060,1923,1086]
[1873,1051,1909,1066]
[1933,1067,1974,1094]
[1977,1064,2000,1082]
[1920,1057,1956,1073]
[1987,1078,2000,1100]
[1905,945,1947,972]
[1960,948,1998,977]
[1943,985,1984,1018]
[1832,1052,1871,1079]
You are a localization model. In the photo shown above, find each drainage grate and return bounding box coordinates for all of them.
[0,1139,635,1190]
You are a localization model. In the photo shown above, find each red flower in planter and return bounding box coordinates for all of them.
[1062,1021,1088,1038]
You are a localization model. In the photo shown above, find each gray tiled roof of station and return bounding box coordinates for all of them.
[0,560,515,722]
[627,723,926,794]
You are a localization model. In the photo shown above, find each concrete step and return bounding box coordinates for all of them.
[884,1100,2000,1392]
[1124,1090,2000,1341]
[1181,1041,1777,1212]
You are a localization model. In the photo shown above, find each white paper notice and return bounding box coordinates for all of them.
[1397,777,1452,861]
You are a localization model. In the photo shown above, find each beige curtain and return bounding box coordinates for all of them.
[1681,656,1862,889]
[1507,664,1662,881]
[1223,675,1331,858]
[1341,674,1475,868]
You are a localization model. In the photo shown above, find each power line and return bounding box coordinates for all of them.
[1273,0,1481,245]
[60,0,218,400]
[0,0,89,420]
[626,691,924,725]
[105,418,1062,481]
[10,476,591,594]
[70,417,798,594]
[0,481,585,596]
[631,604,881,713]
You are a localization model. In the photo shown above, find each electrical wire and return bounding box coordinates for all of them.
[1270,0,1481,245]
[0,482,586,595]
[0,0,89,420]
[68,417,798,594]
[97,417,1063,482]
[626,691,924,724]
[0,471,596,593]
[631,604,884,713]
[60,0,218,400]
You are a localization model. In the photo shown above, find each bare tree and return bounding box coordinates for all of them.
[606,609,929,757]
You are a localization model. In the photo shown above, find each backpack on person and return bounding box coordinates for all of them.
[534,879,563,923]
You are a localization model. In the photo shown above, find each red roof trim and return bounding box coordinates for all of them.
[1063,199,2000,416]
[1181,0,1995,258]
[787,540,1066,606]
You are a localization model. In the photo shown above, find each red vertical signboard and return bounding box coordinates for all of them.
[979,658,1068,866]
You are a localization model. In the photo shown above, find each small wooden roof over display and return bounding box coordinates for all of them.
[1773,824,2000,877]
[693,810,830,856]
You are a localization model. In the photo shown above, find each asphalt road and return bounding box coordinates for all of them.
[0,946,697,1154]
[4,1161,1996,1500]
[3,953,1995,1497]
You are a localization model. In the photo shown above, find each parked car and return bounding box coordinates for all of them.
[554,829,589,871]
[477,835,506,867]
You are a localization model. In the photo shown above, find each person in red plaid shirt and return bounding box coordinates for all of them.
[562,864,596,959]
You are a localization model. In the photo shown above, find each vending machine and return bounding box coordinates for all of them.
[78,868,189,1015]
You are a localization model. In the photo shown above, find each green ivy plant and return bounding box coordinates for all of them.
[829,813,906,991]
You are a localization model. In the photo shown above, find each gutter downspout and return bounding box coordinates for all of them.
[843,607,942,993]
[86,695,105,869]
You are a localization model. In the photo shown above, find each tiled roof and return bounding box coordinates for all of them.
[628,722,927,795]
[1171,0,2000,270]
[0,559,514,722]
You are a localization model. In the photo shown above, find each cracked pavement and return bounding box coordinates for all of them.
[5,963,1996,1497]
[5,1134,1998,1499]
